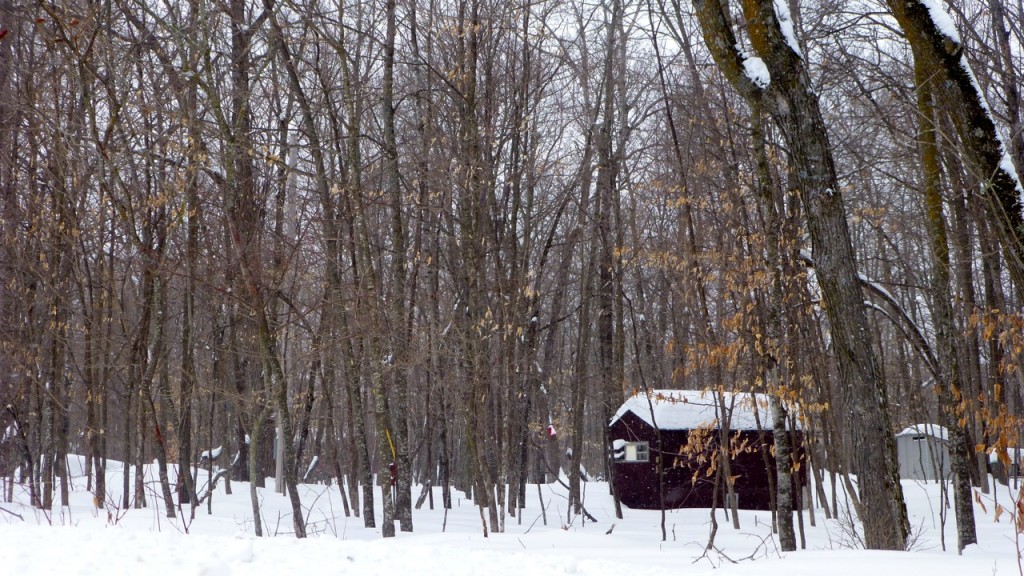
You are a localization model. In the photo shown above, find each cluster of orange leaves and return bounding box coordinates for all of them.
[968,310,1024,534]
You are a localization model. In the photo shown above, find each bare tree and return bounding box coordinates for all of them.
[690,0,909,549]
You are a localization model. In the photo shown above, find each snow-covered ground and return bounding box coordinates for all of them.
[0,456,1020,575]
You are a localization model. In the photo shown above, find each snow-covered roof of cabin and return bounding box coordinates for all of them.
[896,424,949,441]
[610,389,776,431]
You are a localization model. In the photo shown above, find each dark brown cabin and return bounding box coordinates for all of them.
[609,390,804,511]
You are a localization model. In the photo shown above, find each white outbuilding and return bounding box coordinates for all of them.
[895,424,950,482]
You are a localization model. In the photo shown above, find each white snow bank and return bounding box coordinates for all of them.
[0,454,1018,576]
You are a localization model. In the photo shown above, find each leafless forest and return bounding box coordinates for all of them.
[1,0,1022,551]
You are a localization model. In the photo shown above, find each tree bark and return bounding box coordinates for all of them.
[885,0,1024,298]
[914,57,977,550]
[691,0,909,549]
[595,0,626,522]
[382,0,413,533]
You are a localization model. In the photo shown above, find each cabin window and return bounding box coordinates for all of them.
[614,441,649,463]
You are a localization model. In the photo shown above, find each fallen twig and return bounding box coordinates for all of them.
[0,505,24,521]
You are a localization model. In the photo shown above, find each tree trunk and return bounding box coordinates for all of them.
[372,356,397,538]
[248,407,267,537]
[151,277,177,519]
[349,341,375,526]
[382,0,413,533]
[914,57,977,550]
[691,0,910,548]
[772,397,796,551]
[990,0,1024,175]
[752,99,795,550]
[261,326,306,538]
[885,0,1024,298]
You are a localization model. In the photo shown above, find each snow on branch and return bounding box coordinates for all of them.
[858,277,939,382]
[914,0,1024,200]
[743,56,771,88]
[303,455,319,482]
[798,251,940,380]
[199,446,223,461]
[772,0,802,58]
[918,0,960,43]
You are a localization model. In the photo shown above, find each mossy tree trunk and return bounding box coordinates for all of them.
[690,0,909,549]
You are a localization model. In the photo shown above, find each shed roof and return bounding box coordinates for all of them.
[610,389,774,431]
[896,423,949,441]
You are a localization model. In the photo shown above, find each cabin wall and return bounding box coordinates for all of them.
[610,411,804,510]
